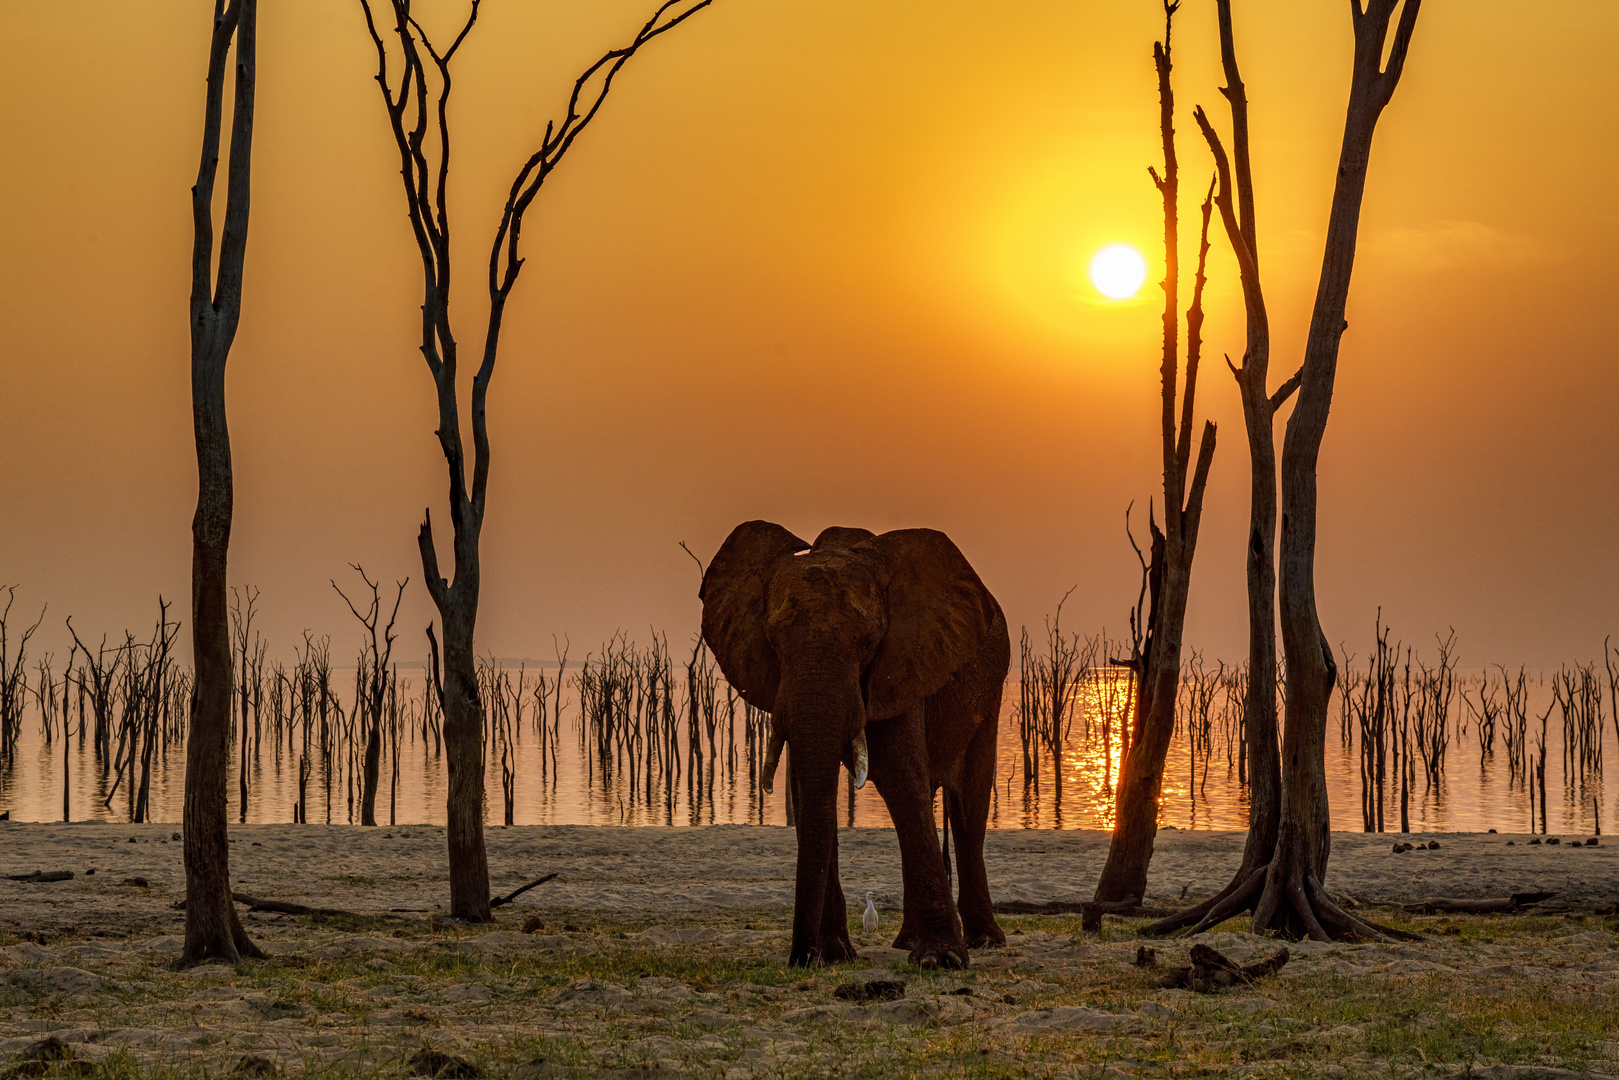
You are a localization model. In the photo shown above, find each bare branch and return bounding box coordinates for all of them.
[471,0,717,511]
[678,541,707,582]
[1378,0,1423,105]
[1215,0,1257,266]
[1182,420,1218,551]
[1152,12,1182,542]
[417,509,448,607]
[1176,175,1216,494]
[1268,367,1304,411]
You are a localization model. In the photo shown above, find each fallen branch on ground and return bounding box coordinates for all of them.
[6,871,73,883]
[233,894,357,917]
[994,898,1171,918]
[173,894,366,917]
[1402,891,1555,915]
[490,873,557,908]
[1156,943,1290,993]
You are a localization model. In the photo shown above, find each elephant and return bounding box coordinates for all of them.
[699,520,1010,968]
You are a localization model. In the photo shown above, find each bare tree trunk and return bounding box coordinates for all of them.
[1146,0,1423,941]
[1148,0,1294,936]
[358,0,715,920]
[1257,0,1423,942]
[184,0,263,966]
[1094,1,1217,906]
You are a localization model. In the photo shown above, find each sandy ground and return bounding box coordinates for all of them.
[3,823,1616,931]
[5,825,1619,1079]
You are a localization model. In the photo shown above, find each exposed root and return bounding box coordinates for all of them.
[1245,841,1424,944]
[1145,865,1267,936]
[1306,876,1423,942]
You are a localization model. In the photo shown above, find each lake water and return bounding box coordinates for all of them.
[0,667,1608,835]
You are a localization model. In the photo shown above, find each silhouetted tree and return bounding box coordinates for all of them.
[1145,0,1294,936]
[183,0,264,965]
[1154,0,1424,941]
[333,565,407,827]
[357,0,716,920]
[1093,0,1218,906]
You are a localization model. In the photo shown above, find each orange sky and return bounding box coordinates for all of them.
[1,0,1615,671]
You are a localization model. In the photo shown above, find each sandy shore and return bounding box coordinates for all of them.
[4,823,1616,932]
[5,824,1619,1078]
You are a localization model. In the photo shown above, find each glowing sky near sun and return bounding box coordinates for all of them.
[0,0,1615,668]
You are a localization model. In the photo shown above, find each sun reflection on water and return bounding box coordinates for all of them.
[0,672,1605,835]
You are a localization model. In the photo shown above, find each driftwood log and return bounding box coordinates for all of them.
[233,895,356,917]
[1402,891,1555,915]
[173,894,361,917]
[173,876,559,920]
[6,871,73,883]
[995,897,1172,931]
[1157,943,1290,993]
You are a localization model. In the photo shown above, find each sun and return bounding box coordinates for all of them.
[1089,244,1148,300]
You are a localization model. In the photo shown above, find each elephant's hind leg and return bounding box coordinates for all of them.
[870,710,969,970]
[949,706,1005,949]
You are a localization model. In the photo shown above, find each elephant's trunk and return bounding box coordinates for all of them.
[788,741,842,966]
[765,720,862,792]
[774,665,866,966]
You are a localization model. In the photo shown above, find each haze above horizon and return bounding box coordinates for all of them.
[1,0,1614,668]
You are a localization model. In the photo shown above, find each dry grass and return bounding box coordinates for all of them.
[4,903,1619,1079]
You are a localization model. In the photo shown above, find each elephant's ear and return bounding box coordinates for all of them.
[699,520,809,713]
[863,529,1001,721]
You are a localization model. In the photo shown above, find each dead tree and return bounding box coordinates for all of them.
[1145,0,1297,934]
[357,0,716,919]
[1155,0,1423,941]
[65,622,119,770]
[1264,0,1424,942]
[0,588,45,773]
[131,601,180,825]
[333,565,407,826]
[1093,0,1218,906]
[229,586,261,823]
[183,0,264,964]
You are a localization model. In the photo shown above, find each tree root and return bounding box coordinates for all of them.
[1247,838,1424,944]
[1305,875,1422,942]
[1148,844,1431,944]
[1144,865,1267,936]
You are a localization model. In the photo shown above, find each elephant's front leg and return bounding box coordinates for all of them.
[869,711,968,969]
[788,757,858,965]
[818,836,857,963]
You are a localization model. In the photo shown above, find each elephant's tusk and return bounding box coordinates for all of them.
[852,730,868,790]
[762,726,786,795]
